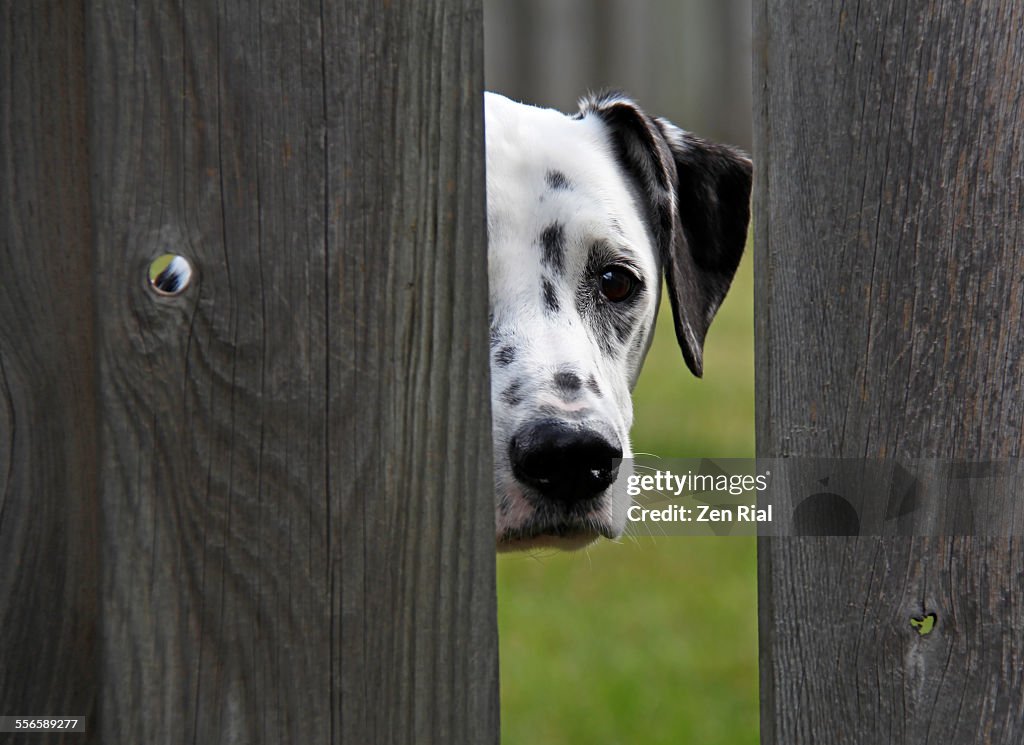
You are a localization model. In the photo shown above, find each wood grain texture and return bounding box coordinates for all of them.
[755,2,1024,743]
[87,2,495,743]
[0,3,99,742]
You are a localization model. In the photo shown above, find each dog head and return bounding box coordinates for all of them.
[486,91,752,551]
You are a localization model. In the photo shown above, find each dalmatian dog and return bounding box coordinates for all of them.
[486,91,752,551]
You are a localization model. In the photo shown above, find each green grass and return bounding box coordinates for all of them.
[497,256,758,745]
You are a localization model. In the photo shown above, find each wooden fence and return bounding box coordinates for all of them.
[755,2,1024,742]
[1,2,498,743]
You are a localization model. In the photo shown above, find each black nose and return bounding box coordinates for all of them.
[509,420,622,503]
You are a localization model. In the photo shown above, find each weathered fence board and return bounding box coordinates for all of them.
[755,2,1024,743]
[0,3,99,739]
[3,1,495,743]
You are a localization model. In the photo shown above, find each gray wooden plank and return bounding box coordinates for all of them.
[0,3,99,743]
[87,1,496,742]
[755,2,1024,743]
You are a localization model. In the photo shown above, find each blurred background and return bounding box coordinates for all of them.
[484,2,758,743]
[484,0,752,149]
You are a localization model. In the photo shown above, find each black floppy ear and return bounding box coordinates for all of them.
[653,118,752,377]
[579,92,752,377]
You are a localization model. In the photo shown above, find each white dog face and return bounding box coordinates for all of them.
[486,92,751,551]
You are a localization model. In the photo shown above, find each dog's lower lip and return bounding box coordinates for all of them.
[498,528,602,552]
[497,518,616,551]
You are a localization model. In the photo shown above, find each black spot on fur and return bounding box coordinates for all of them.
[546,170,572,190]
[542,279,560,313]
[537,404,590,421]
[586,375,602,397]
[501,380,525,407]
[495,345,516,366]
[610,311,634,346]
[540,223,566,274]
[630,330,649,361]
[553,371,582,392]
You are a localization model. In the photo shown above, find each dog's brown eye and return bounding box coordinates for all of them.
[599,266,638,302]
